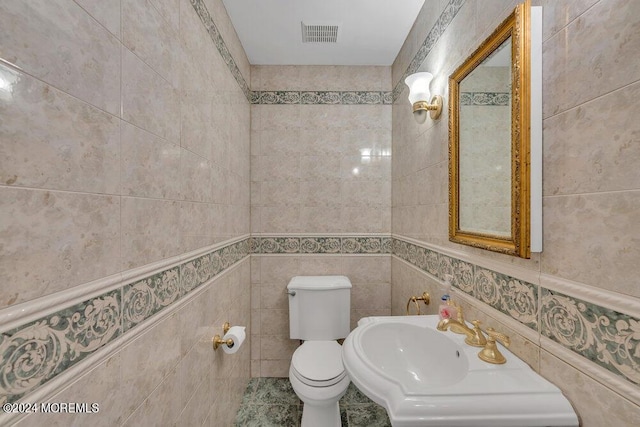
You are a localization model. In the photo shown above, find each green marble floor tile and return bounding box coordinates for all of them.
[346,405,392,427]
[235,404,299,427]
[241,377,260,405]
[340,383,372,406]
[252,377,299,405]
[235,378,389,427]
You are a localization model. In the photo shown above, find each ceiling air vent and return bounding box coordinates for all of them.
[301,22,339,43]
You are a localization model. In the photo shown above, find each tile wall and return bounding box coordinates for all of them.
[0,0,251,424]
[250,65,393,376]
[391,0,640,425]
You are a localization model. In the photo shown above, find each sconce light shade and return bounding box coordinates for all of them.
[404,72,443,123]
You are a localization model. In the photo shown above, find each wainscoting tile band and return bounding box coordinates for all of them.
[251,91,394,105]
[252,236,392,254]
[541,288,640,388]
[0,239,250,404]
[392,236,640,390]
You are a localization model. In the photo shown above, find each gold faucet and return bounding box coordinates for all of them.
[436,318,486,347]
[478,328,511,364]
[438,317,511,364]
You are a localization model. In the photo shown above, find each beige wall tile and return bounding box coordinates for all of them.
[298,256,344,276]
[543,80,640,196]
[260,309,289,337]
[252,65,391,91]
[260,359,290,378]
[261,334,299,361]
[121,196,181,269]
[343,256,391,283]
[352,283,391,310]
[0,0,121,115]
[122,367,181,426]
[150,0,180,33]
[122,0,179,85]
[180,148,212,203]
[542,191,640,297]
[0,188,120,308]
[74,0,121,39]
[540,350,640,427]
[122,47,180,142]
[120,313,181,416]
[543,0,640,117]
[0,65,120,194]
[540,0,600,41]
[121,121,181,199]
[260,284,289,310]
[17,355,125,427]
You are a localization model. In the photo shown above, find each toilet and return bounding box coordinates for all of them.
[287,275,352,427]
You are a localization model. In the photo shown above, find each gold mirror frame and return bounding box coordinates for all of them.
[448,1,531,258]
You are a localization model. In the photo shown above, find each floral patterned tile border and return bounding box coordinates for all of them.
[0,289,122,403]
[392,238,538,330]
[252,236,392,255]
[190,0,251,101]
[541,289,640,387]
[392,0,467,102]
[0,238,250,404]
[460,92,511,106]
[251,91,394,105]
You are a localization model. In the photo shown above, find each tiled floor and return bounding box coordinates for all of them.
[235,378,391,427]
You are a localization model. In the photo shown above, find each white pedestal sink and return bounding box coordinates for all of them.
[342,315,578,427]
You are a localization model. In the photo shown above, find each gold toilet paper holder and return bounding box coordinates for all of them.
[212,321,234,351]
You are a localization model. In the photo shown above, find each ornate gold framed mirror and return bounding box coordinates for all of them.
[449,1,533,258]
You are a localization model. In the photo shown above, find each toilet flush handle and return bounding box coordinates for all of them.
[287,290,296,296]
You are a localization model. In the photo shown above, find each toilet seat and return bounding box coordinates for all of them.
[291,341,346,387]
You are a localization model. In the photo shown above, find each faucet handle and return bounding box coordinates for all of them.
[478,327,510,364]
[464,320,487,347]
[486,328,510,347]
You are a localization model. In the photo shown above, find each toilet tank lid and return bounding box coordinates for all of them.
[287,275,352,290]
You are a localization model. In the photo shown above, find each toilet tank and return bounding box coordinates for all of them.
[288,276,352,340]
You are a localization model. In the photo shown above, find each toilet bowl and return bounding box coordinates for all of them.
[289,341,350,427]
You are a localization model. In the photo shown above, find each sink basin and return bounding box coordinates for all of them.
[342,315,578,427]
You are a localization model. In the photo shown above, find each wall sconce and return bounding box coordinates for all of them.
[404,72,443,123]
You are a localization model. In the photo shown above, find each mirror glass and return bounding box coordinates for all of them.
[449,1,533,258]
[458,38,512,237]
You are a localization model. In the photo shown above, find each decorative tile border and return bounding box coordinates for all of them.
[392,238,538,330]
[392,0,467,102]
[541,289,640,386]
[460,92,510,106]
[0,289,121,404]
[251,91,394,105]
[392,236,640,388]
[252,236,392,255]
[190,0,251,101]
[0,238,250,404]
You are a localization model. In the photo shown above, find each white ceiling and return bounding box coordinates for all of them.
[221,0,426,66]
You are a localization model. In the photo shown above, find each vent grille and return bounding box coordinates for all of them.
[301,22,339,43]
